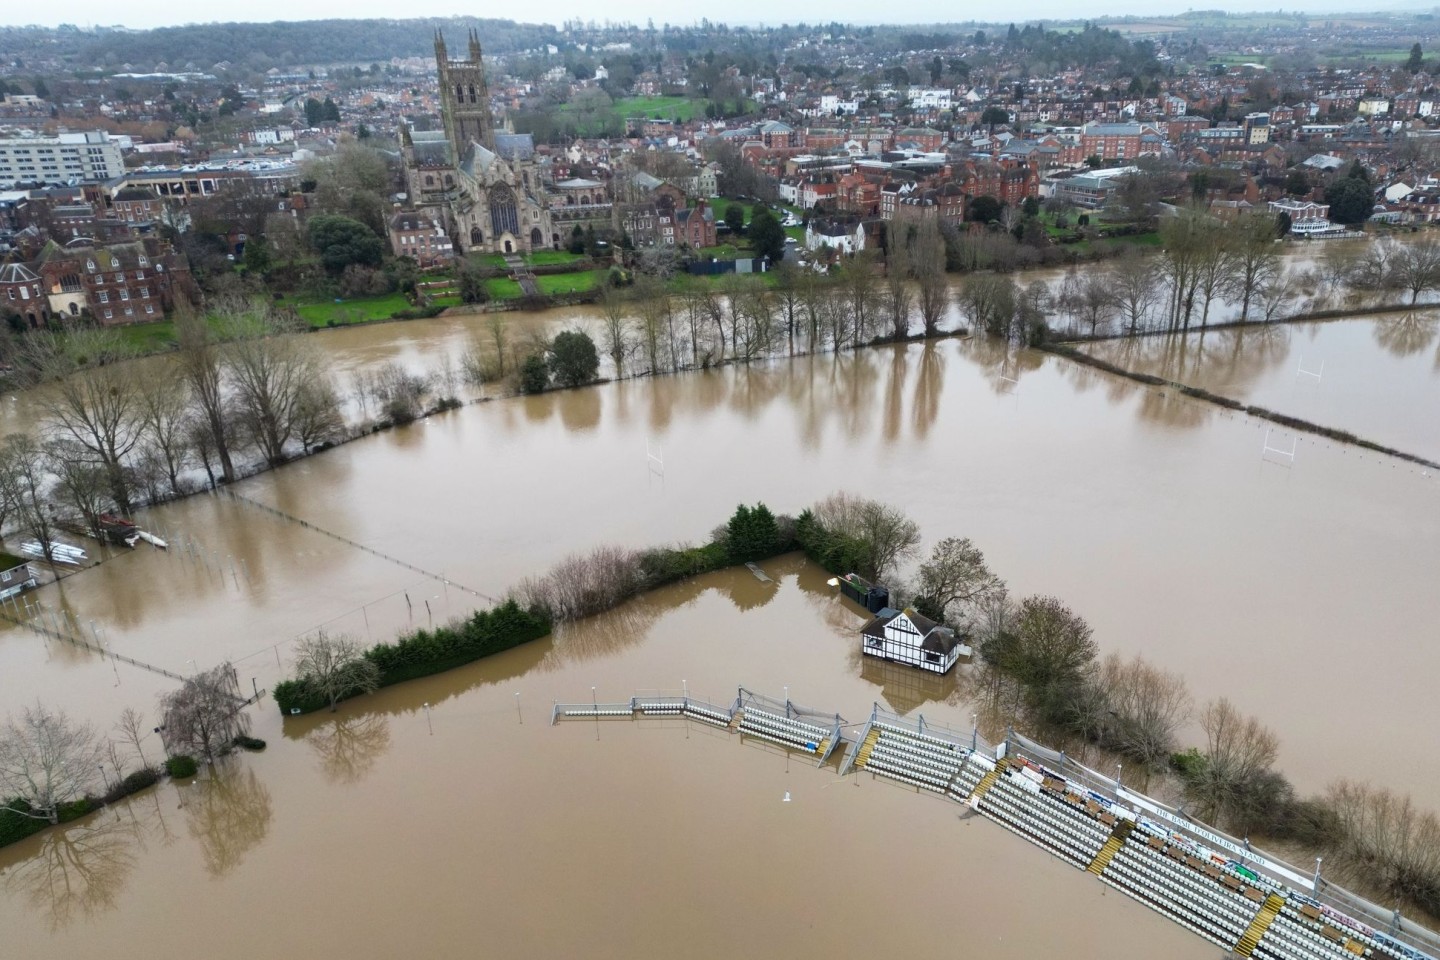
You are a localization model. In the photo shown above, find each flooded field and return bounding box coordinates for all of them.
[1,318,1437,956]
[1078,314,1440,459]
[0,559,1211,960]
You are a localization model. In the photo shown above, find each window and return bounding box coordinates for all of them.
[1,570,10,582]
[98,290,109,303]
[145,304,155,315]
[103,309,113,319]
[119,289,129,301]
[924,651,941,664]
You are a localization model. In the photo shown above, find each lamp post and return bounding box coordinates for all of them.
[98,763,110,793]
[971,712,978,753]
[423,702,433,735]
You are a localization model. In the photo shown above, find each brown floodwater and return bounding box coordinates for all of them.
[1079,315,1440,460]
[1,558,1212,960]
[1,316,1438,957]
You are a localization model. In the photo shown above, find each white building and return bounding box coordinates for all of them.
[0,131,124,185]
[908,87,953,111]
[819,94,859,115]
[805,220,865,254]
[860,607,970,675]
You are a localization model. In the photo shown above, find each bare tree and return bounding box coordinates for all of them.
[1070,271,1118,336]
[112,707,152,772]
[305,713,391,785]
[1326,780,1440,911]
[483,312,508,378]
[1099,654,1190,776]
[45,439,111,541]
[912,219,950,337]
[1229,214,1284,321]
[291,632,381,712]
[35,330,143,514]
[176,301,236,483]
[1182,698,1281,828]
[959,273,1018,338]
[515,544,646,622]
[1111,251,1161,333]
[226,313,335,465]
[913,537,1005,626]
[0,433,61,563]
[158,664,248,763]
[884,222,914,339]
[841,251,882,346]
[135,370,191,497]
[1389,236,1440,304]
[0,703,105,823]
[597,285,632,376]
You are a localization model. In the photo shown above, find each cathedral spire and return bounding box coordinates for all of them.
[434,29,447,65]
[468,28,483,62]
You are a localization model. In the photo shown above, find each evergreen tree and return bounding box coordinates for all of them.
[725,503,779,562]
[1409,43,1424,74]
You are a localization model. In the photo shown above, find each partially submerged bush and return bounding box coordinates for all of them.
[166,755,198,778]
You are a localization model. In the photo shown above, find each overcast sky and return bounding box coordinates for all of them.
[13,2,1396,32]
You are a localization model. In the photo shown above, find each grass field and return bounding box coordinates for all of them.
[485,278,524,300]
[284,292,412,327]
[615,95,704,122]
[534,270,603,295]
[527,250,587,266]
[114,319,177,352]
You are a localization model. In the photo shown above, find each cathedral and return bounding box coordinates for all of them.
[401,29,558,254]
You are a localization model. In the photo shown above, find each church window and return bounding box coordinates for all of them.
[425,175,434,187]
[489,185,519,238]
[456,84,464,102]
[468,85,477,104]
[470,226,484,246]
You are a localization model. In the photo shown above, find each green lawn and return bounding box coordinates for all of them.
[284,292,413,327]
[696,243,749,260]
[527,250,586,266]
[614,95,705,122]
[534,270,603,295]
[485,277,524,300]
[114,319,177,352]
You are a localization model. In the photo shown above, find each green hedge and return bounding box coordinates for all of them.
[794,509,873,579]
[0,801,49,847]
[275,599,553,715]
[166,755,198,778]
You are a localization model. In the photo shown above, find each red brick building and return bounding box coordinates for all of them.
[0,262,50,328]
[37,239,195,324]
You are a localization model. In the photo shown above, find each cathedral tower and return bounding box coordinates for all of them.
[435,28,494,156]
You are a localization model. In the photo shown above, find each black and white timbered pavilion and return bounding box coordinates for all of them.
[859,607,971,675]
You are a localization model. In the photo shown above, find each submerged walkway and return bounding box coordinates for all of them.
[555,685,1440,960]
[222,490,501,604]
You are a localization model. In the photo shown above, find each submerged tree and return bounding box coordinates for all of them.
[0,703,105,823]
[158,664,248,763]
[290,632,381,712]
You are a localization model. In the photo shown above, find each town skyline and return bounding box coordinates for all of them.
[7,2,1419,32]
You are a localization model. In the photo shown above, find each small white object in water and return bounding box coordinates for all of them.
[783,792,792,803]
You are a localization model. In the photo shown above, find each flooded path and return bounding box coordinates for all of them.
[1078,316,1440,459]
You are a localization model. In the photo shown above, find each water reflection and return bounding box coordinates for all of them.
[304,713,392,786]
[1374,312,1439,357]
[2,814,138,930]
[184,765,273,878]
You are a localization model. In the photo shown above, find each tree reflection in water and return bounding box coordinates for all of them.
[3,813,139,930]
[306,713,392,786]
[1374,312,1439,358]
[184,765,273,878]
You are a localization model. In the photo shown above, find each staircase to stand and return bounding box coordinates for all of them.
[1235,892,1286,957]
[1086,819,1134,876]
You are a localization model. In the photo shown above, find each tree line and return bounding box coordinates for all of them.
[0,301,343,557]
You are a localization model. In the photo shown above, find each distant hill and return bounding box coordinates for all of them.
[0,18,561,73]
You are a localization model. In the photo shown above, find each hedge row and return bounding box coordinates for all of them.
[1,766,162,849]
[273,599,553,715]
